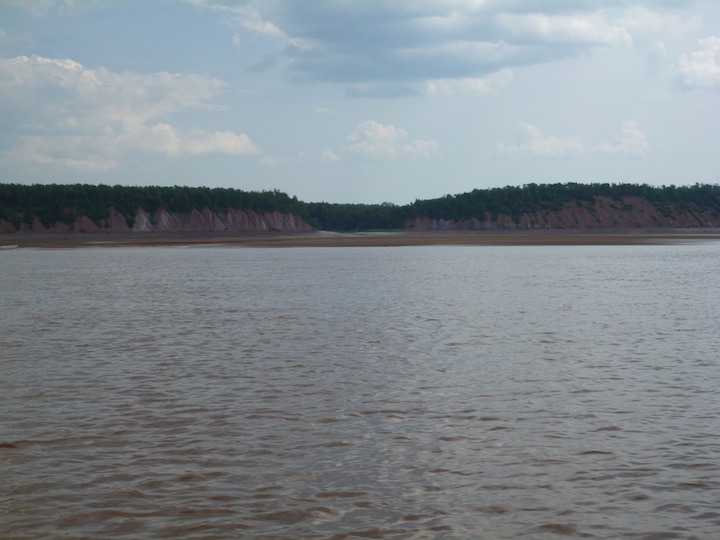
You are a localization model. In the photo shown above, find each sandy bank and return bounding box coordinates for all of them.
[4,229,720,249]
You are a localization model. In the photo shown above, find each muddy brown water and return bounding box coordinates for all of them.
[1,244,719,538]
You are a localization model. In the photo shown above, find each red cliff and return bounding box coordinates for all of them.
[407,196,718,230]
[1,207,313,234]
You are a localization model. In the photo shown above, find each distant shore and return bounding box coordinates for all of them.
[4,228,720,249]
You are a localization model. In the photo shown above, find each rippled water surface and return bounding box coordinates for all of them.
[2,244,719,539]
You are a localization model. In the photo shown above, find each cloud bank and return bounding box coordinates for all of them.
[498,121,650,157]
[678,36,720,88]
[0,55,259,171]
[187,0,696,97]
[346,121,438,160]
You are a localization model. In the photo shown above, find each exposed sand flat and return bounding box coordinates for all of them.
[4,229,720,248]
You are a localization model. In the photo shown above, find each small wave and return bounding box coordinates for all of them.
[531,523,577,535]
[314,491,371,499]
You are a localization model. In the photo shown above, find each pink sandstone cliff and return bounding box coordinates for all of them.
[2,207,313,234]
[407,196,718,230]
[2,196,718,234]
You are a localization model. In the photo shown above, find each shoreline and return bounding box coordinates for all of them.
[3,228,720,248]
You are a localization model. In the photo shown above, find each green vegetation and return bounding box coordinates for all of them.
[0,183,302,229]
[406,182,720,224]
[1,182,719,231]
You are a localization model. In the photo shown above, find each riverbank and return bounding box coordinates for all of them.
[4,228,720,248]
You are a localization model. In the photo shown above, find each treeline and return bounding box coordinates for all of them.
[0,183,303,229]
[303,201,405,231]
[300,182,720,229]
[407,182,720,225]
[1,182,719,231]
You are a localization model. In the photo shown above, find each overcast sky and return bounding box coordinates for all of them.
[1,0,718,204]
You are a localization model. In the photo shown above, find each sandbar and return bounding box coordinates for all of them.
[3,229,720,249]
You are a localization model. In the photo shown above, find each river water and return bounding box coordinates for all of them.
[1,243,719,539]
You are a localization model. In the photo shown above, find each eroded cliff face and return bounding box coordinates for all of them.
[3,196,718,234]
[407,196,719,230]
[2,207,313,234]
[131,208,311,233]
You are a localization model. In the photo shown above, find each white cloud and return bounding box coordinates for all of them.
[617,6,703,43]
[129,124,259,157]
[678,36,720,88]
[495,12,632,46]
[598,120,650,155]
[185,130,259,156]
[2,135,119,172]
[0,55,259,170]
[347,121,407,159]
[424,68,513,96]
[0,55,226,126]
[402,139,440,159]
[186,0,311,49]
[499,121,650,157]
[498,123,585,157]
[322,148,340,162]
[137,123,183,156]
[346,121,438,160]
[187,1,692,97]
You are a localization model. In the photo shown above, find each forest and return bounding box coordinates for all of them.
[1,182,719,231]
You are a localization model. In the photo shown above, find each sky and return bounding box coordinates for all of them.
[0,1,718,204]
